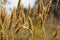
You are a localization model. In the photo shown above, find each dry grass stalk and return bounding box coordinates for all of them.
[27,3,31,15]
[17,0,21,9]
[14,19,22,35]
[37,0,52,40]
[14,19,20,30]
[21,5,25,24]
[25,16,34,40]
[0,24,6,40]
[8,7,16,30]
[17,0,22,19]
[17,0,26,24]
[27,16,33,31]
[21,16,25,24]
[1,7,6,24]
[17,3,25,22]
[14,26,21,35]
[21,25,33,37]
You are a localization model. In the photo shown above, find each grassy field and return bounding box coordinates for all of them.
[0,0,60,40]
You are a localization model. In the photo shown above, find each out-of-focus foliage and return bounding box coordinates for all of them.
[0,0,60,40]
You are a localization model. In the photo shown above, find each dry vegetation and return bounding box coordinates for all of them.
[0,0,60,40]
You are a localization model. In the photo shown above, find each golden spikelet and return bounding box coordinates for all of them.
[38,4,40,15]
[11,7,16,20]
[27,16,34,38]
[27,3,31,15]
[1,7,6,24]
[9,7,16,30]
[38,0,53,40]
[14,19,20,30]
[22,16,25,24]
[21,25,33,37]
[14,26,22,35]
[46,0,52,12]
[40,0,52,28]
[27,16,33,30]
[18,4,25,24]
[17,4,24,19]
[17,0,21,8]
[40,0,44,8]
[17,0,21,19]
[21,5,25,24]
[0,24,6,40]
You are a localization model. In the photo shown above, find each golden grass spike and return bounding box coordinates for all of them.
[20,4,25,16]
[17,4,24,19]
[39,0,53,40]
[40,0,44,8]
[21,4,25,15]
[1,7,6,23]
[22,16,25,24]
[9,7,16,30]
[8,20,12,30]
[41,0,52,24]
[22,10,25,24]
[46,0,52,12]
[17,10,21,19]
[11,7,16,20]
[16,0,21,19]
[14,26,22,35]
[17,0,21,8]
[0,24,6,40]
[38,3,40,15]
[21,4,24,10]
[21,25,33,37]
[27,16,34,38]
[27,3,31,15]
[14,19,20,30]
[28,16,33,30]
[0,23,4,30]
[19,4,25,24]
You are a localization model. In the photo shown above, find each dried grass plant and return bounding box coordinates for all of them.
[0,0,59,40]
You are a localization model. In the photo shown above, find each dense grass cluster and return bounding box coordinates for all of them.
[0,0,59,40]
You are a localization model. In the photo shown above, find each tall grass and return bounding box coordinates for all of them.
[0,0,59,40]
